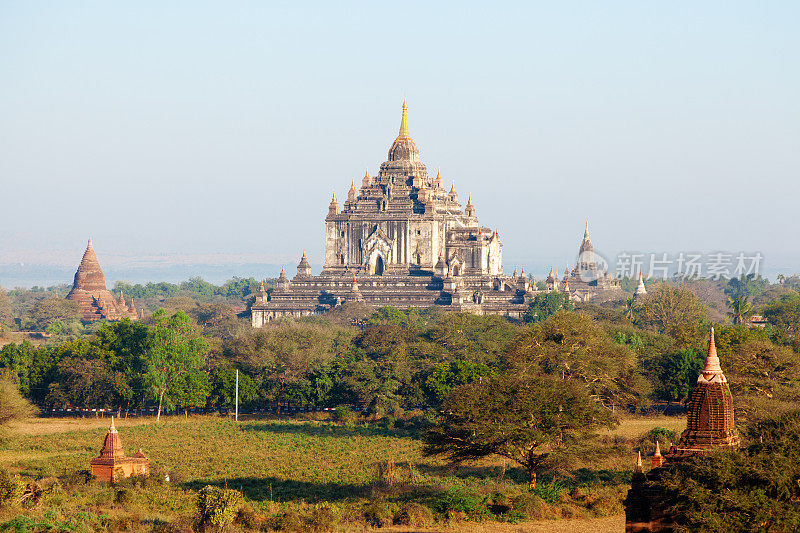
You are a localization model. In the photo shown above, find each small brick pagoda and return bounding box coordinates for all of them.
[90,417,149,482]
[66,239,138,321]
[624,327,741,532]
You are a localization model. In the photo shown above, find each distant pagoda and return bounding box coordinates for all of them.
[65,239,138,321]
[90,417,149,482]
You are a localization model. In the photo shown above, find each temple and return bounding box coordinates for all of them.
[251,102,619,325]
[558,221,621,301]
[66,239,139,321]
[624,328,741,532]
[90,417,150,482]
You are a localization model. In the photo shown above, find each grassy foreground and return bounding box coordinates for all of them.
[0,415,683,532]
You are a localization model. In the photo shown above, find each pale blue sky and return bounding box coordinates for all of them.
[1,1,798,284]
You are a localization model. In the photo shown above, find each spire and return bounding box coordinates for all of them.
[331,192,337,203]
[397,98,412,141]
[520,267,525,278]
[467,194,473,206]
[513,266,518,277]
[110,416,115,431]
[635,271,648,298]
[699,327,726,383]
[635,451,644,473]
[584,219,589,238]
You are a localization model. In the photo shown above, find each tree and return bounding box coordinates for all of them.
[0,378,36,425]
[646,348,705,403]
[423,360,493,406]
[725,275,765,325]
[23,297,81,331]
[0,287,12,331]
[505,311,648,409]
[623,297,637,321]
[637,284,707,338]
[144,309,209,421]
[423,376,615,487]
[208,366,258,409]
[523,292,573,324]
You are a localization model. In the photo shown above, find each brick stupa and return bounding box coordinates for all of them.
[90,417,149,482]
[65,239,138,321]
[624,328,741,532]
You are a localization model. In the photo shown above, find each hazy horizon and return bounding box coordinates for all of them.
[2,2,798,288]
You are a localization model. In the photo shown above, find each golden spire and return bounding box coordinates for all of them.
[450,182,456,194]
[364,168,370,179]
[350,180,355,190]
[467,194,473,206]
[331,191,337,203]
[397,98,412,141]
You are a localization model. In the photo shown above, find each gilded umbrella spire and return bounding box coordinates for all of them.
[397,98,412,141]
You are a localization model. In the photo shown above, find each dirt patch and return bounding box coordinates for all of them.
[378,514,625,532]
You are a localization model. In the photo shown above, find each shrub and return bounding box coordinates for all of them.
[428,487,488,519]
[197,485,243,531]
[0,379,36,425]
[363,500,395,527]
[529,480,565,504]
[334,406,357,425]
[305,505,337,532]
[511,493,550,520]
[0,468,22,504]
[271,510,302,531]
[234,504,258,529]
[393,502,433,527]
[114,489,133,505]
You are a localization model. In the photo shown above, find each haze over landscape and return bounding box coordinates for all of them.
[1,1,798,287]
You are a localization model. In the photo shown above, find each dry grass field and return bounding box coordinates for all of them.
[0,414,683,531]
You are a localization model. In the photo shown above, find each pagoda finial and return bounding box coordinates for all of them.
[88,237,93,248]
[364,168,370,179]
[635,451,644,473]
[699,327,725,382]
[259,281,265,292]
[513,266,518,277]
[520,267,525,277]
[397,98,411,140]
[467,194,473,206]
[350,179,355,190]
[331,191,337,203]
[584,219,590,238]
[110,416,116,431]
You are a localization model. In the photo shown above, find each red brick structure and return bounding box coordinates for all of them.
[65,239,138,321]
[90,417,149,482]
[624,328,741,532]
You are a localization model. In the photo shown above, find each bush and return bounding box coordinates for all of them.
[529,481,565,504]
[197,485,243,530]
[152,516,196,533]
[271,510,302,531]
[0,468,22,504]
[0,379,36,425]
[428,487,488,519]
[511,493,551,520]
[114,489,133,505]
[234,504,258,529]
[305,505,338,532]
[363,500,395,528]
[334,406,357,425]
[393,502,434,527]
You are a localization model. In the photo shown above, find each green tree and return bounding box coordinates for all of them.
[646,348,705,403]
[637,284,707,339]
[0,378,36,425]
[144,309,209,421]
[208,366,258,409]
[524,292,573,323]
[0,287,12,331]
[423,376,615,487]
[505,311,648,409]
[423,360,493,406]
[24,297,82,331]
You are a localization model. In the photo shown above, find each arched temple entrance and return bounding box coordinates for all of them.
[375,256,385,275]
